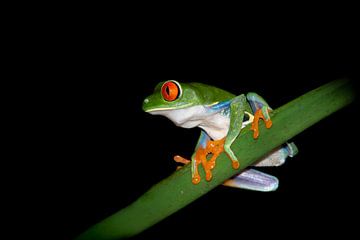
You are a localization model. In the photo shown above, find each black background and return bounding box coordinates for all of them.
[21,22,359,239]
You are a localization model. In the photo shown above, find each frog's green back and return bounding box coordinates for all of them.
[186,82,236,104]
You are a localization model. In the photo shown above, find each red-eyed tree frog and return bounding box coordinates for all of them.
[143,80,298,191]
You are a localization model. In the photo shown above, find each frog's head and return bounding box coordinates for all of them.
[143,80,234,128]
[142,80,203,113]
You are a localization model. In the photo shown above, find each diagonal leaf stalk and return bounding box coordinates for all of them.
[76,79,355,240]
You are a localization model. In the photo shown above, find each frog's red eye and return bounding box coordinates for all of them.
[161,81,181,101]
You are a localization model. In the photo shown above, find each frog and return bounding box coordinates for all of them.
[142,80,298,191]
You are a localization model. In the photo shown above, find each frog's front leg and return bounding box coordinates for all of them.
[223,94,247,169]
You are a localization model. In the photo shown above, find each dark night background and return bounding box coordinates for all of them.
[18,17,359,240]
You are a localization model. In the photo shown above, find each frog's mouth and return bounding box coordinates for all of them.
[145,105,206,129]
[142,99,193,113]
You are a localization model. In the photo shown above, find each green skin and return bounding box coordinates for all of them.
[143,80,271,179]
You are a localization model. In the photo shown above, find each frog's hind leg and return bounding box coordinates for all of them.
[223,143,298,191]
[254,142,298,167]
[223,169,279,192]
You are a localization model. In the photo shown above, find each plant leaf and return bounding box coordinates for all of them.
[76,79,355,240]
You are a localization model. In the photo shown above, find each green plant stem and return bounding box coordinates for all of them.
[76,79,355,240]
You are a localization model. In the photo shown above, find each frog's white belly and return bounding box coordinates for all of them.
[148,105,252,140]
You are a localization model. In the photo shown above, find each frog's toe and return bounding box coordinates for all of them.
[232,160,240,169]
[264,118,272,128]
[205,171,212,181]
[192,175,201,184]
[174,155,190,164]
[251,108,273,139]
[251,126,260,139]
[207,160,216,170]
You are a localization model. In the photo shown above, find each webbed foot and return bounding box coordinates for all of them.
[188,138,227,183]
[206,138,226,170]
[174,151,203,184]
[250,108,272,139]
[176,137,240,184]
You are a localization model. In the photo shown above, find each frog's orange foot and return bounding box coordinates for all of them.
[174,155,190,171]
[205,171,212,181]
[192,175,201,184]
[206,151,219,170]
[251,109,272,139]
[204,157,216,182]
[203,162,214,181]
[205,138,225,171]
[174,155,190,164]
[264,118,272,128]
[232,160,240,169]
[207,160,216,170]
[250,126,259,139]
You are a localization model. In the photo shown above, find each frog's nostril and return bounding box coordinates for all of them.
[144,98,149,104]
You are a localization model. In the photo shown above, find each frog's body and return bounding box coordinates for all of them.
[143,81,298,191]
[149,101,253,140]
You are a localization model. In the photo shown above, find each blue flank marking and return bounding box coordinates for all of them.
[208,100,231,111]
[208,100,232,117]
[199,131,210,148]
